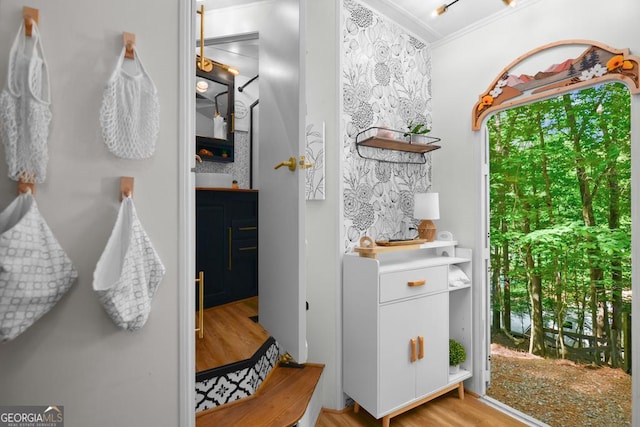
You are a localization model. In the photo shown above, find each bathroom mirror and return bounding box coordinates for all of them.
[195,59,235,162]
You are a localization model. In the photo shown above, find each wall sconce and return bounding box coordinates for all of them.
[414,192,440,242]
[195,6,240,76]
[212,60,240,76]
[196,5,213,72]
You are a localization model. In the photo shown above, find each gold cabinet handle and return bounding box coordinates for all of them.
[410,338,417,363]
[408,279,426,287]
[195,271,204,339]
[418,336,424,360]
[274,157,297,171]
[231,113,235,133]
[299,155,314,169]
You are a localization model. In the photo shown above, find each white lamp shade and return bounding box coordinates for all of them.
[414,192,440,220]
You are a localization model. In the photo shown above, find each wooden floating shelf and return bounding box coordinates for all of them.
[357,136,441,154]
[354,127,441,164]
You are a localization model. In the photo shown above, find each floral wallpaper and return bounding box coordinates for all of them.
[342,0,433,251]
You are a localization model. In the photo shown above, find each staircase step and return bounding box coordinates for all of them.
[196,363,324,427]
[195,337,281,412]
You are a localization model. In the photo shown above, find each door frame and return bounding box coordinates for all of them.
[475,85,640,425]
[178,1,308,425]
[178,1,195,427]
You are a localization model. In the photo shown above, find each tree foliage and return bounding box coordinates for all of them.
[488,82,631,367]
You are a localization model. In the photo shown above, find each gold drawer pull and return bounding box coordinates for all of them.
[410,338,417,363]
[239,246,257,251]
[239,226,257,231]
[408,279,426,287]
[418,336,424,359]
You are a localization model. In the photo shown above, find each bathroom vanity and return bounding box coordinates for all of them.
[196,188,258,308]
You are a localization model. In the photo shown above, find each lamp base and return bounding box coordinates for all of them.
[417,219,437,242]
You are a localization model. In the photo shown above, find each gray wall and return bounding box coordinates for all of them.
[0,1,180,426]
[306,0,342,409]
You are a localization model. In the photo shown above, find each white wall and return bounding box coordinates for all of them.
[431,0,640,419]
[0,1,181,426]
[305,0,342,409]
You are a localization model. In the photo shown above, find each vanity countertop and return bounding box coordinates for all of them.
[196,187,258,193]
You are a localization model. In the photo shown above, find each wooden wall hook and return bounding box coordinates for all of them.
[123,32,136,59]
[120,176,134,201]
[17,179,35,195]
[23,6,39,37]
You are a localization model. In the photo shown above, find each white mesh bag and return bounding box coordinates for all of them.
[0,20,52,184]
[93,197,165,331]
[99,46,159,159]
[0,191,77,342]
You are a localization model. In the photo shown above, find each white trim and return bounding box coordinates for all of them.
[480,396,550,427]
[478,82,639,425]
[333,0,346,411]
[431,0,544,49]
[631,92,640,427]
[179,1,196,426]
[358,0,442,43]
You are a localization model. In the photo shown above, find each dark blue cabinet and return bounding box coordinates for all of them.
[196,189,258,308]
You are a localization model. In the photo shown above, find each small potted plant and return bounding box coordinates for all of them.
[449,339,466,374]
[221,150,229,159]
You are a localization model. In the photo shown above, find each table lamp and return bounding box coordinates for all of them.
[413,192,440,242]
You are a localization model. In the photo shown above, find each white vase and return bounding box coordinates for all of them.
[449,364,460,374]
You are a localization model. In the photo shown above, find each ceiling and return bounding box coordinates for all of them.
[198,0,538,76]
[362,0,538,44]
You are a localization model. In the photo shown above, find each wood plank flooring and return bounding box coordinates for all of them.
[196,363,324,427]
[316,390,528,427]
[196,296,269,372]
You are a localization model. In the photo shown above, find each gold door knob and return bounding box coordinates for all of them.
[274,157,297,171]
[299,155,314,169]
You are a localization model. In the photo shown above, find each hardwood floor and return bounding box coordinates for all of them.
[316,390,528,427]
[196,363,324,427]
[195,296,269,372]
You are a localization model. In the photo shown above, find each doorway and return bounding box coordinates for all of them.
[182,1,308,424]
[484,83,632,426]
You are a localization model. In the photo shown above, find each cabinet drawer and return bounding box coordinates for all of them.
[380,266,447,303]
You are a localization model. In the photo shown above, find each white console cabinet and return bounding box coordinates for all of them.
[343,241,472,426]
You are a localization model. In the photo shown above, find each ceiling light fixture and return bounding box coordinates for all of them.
[196,80,209,93]
[431,0,461,17]
[433,0,517,18]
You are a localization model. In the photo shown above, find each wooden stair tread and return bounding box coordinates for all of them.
[197,363,324,427]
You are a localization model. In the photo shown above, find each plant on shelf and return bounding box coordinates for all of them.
[221,150,229,159]
[449,339,466,373]
[404,120,431,137]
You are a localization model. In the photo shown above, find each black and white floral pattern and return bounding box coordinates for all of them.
[195,337,281,412]
[305,118,325,200]
[342,0,433,250]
